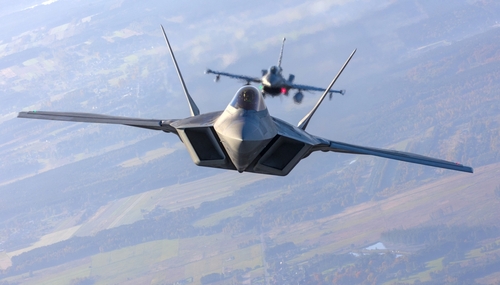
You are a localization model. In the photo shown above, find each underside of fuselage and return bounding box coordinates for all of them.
[177,126,313,176]
[262,86,287,96]
[171,85,315,176]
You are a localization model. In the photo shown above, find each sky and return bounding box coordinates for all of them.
[1,0,498,183]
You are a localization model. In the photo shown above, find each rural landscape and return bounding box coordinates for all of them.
[1,0,500,284]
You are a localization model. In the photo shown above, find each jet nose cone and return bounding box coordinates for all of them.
[226,139,268,172]
[262,74,272,86]
[219,119,272,172]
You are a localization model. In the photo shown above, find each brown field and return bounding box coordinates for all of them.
[270,162,500,261]
[7,226,82,259]
[75,171,267,236]
[3,163,499,284]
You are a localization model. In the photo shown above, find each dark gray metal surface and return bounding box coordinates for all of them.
[17,111,178,133]
[17,27,474,176]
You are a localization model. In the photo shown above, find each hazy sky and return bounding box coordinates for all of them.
[1,0,497,185]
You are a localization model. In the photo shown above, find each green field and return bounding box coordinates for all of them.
[90,240,179,284]
[6,240,179,285]
[3,163,500,284]
[193,189,285,227]
[74,171,267,236]
[8,226,81,258]
[4,233,263,285]
[4,171,267,261]
[2,2,500,284]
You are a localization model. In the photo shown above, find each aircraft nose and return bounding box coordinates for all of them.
[262,74,272,86]
[219,119,271,172]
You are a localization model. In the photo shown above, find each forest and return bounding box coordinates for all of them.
[265,225,500,284]
[3,167,500,283]
[2,3,500,284]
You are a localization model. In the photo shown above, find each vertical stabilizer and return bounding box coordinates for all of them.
[160,25,200,116]
[277,37,286,68]
[297,49,356,130]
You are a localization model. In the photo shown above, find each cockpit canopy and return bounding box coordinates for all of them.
[269,66,278,74]
[229,86,267,111]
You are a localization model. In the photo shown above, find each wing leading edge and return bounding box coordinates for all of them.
[291,83,344,94]
[205,69,261,83]
[312,139,473,173]
[18,111,178,133]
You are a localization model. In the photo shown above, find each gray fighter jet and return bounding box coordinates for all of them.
[17,26,473,176]
[205,38,345,104]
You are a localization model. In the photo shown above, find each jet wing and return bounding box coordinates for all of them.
[18,111,178,134]
[205,69,261,83]
[312,139,473,173]
[291,83,344,94]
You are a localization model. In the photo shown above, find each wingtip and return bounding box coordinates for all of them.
[17,111,32,117]
[456,162,473,173]
[456,164,473,173]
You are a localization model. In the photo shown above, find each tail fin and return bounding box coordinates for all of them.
[160,25,200,116]
[277,37,286,68]
[297,49,356,130]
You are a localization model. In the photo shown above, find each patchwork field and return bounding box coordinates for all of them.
[6,239,179,285]
[3,171,268,265]
[3,163,499,284]
[74,171,267,236]
[269,163,500,262]
[7,226,81,258]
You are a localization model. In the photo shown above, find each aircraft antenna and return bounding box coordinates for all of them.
[160,25,200,116]
[277,37,286,68]
[297,49,356,130]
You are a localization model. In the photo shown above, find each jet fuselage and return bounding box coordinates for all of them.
[171,85,316,175]
[261,66,290,95]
